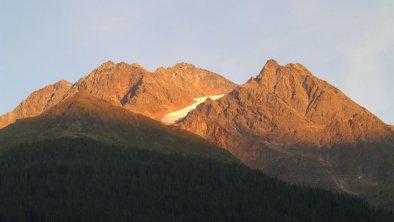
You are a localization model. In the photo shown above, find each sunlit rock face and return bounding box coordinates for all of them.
[0,80,72,129]
[0,61,236,128]
[179,59,394,192]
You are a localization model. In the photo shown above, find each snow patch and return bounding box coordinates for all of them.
[161,94,225,125]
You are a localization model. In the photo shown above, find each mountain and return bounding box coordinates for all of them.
[0,92,236,163]
[179,60,394,204]
[64,61,236,120]
[2,59,394,209]
[0,62,235,129]
[0,138,393,221]
[0,80,72,128]
[3,85,392,221]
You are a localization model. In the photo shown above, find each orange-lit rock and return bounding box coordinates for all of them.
[179,60,394,192]
[0,80,72,128]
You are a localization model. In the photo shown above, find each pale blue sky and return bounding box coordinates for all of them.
[1,0,393,123]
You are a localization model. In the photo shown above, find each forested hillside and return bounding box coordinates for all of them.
[0,138,392,222]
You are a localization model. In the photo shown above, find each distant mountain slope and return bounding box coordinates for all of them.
[0,92,236,163]
[64,61,236,120]
[0,62,236,129]
[179,60,394,202]
[2,59,394,209]
[0,80,72,128]
[0,138,392,221]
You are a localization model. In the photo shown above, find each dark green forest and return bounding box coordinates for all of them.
[0,138,392,222]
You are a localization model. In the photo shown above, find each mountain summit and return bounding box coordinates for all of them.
[0,62,235,128]
[1,59,394,208]
[64,61,236,121]
[179,60,394,196]
[0,80,72,128]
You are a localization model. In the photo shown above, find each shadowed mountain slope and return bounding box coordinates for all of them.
[0,92,236,163]
[1,138,393,221]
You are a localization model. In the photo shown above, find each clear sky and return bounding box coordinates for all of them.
[1,0,393,123]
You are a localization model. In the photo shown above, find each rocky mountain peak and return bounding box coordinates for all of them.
[123,63,236,119]
[63,62,149,105]
[253,60,312,85]
[154,62,197,76]
[0,61,236,129]
[178,59,394,194]
[93,61,148,76]
[173,62,196,69]
[54,80,72,87]
[260,59,280,73]
[0,80,73,128]
[183,60,393,148]
[98,60,115,69]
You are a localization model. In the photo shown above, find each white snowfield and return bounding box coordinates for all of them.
[161,94,225,125]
